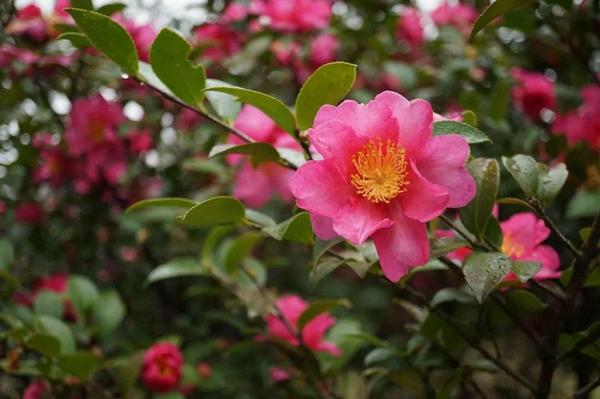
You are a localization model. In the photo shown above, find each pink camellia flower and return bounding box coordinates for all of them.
[251,0,332,33]
[23,380,49,399]
[65,96,123,157]
[553,85,600,149]
[141,342,183,393]
[222,2,248,23]
[15,202,43,225]
[128,129,153,155]
[114,16,156,62]
[227,105,301,207]
[14,273,77,320]
[264,295,341,355]
[291,91,476,281]
[511,68,556,122]
[395,8,425,51]
[309,33,339,67]
[194,23,244,62]
[431,1,477,35]
[6,4,48,42]
[270,367,291,383]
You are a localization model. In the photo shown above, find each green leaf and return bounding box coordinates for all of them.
[67,8,138,76]
[510,260,541,283]
[462,110,478,127]
[483,216,503,249]
[336,371,368,399]
[178,196,245,227]
[26,333,61,358]
[202,87,296,136]
[96,2,126,16]
[296,62,357,131]
[150,28,206,106]
[536,162,568,207]
[58,32,91,48]
[469,0,536,41]
[505,289,546,316]
[58,352,99,381]
[245,209,276,228]
[146,258,205,285]
[0,239,14,271]
[460,158,500,238]
[430,287,475,307]
[37,315,75,354]
[310,256,346,282]
[319,319,363,373]
[33,292,64,319]
[584,267,600,287]
[205,79,241,121]
[125,197,197,213]
[566,190,600,219]
[208,143,281,167]
[222,232,263,273]
[462,252,511,303]
[432,121,491,144]
[502,154,538,197]
[70,0,94,9]
[67,275,99,316]
[429,237,469,259]
[262,212,313,245]
[93,291,125,337]
[297,299,351,331]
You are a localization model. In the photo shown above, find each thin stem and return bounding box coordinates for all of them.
[575,376,600,399]
[439,214,488,251]
[528,198,581,259]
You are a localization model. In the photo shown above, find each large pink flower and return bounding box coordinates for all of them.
[141,342,183,393]
[251,0,332,33]
[431,1,477,36]
[228,105,301,207]
[511,68,556,122]
[552,85,600,149]
[291,91,476,281]
[264,295,341,355]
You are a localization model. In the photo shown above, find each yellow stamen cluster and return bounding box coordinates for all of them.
[350,139,409,203]
[501,234,526,258]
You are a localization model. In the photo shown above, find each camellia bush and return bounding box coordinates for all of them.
[1,0,600,397]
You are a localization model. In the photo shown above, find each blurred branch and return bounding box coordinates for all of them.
[575,376,600,399]
[439,214,489,252]
[528,198,581,259]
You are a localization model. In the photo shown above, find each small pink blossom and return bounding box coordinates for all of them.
[511,68,556,122]
[222,2,248,22]
[396,8,425,51]
[270,367,291,382]
[6,4,48,42]
[431,1,477,36]
[15,202,43,225]
[227,105,301,207]
[128,129,153,155]
[23,380,49,399]
[114,16,157,62]
[251,0,332,33]
[264,295,341,356]
[141,342,183,393]
[291,91,476,281]
[309,33,339,66]
[194,23,244,62]
[271,40,301,66]
[553,85,600,149]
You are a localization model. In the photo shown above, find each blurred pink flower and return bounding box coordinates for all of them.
[115,16,157,62]
[309,33,339,66]
[194,23,244,62]
[511,68,556,122]
[431,1,477,35]
[396,8,425,51]
[23,380,49,399]
[553,85,600,149]
[251,0,332,32]
[15,202,43,225]
[222,2,248,22]
[270,367,291,382]
[264,295,341,355]
[6,4,48,42]
[128,129,154,155]
[227,105,301,207]
[141,342,183,393]
[291,91,475,281]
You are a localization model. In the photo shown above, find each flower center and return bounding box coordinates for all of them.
[501,234,526,258]
[350,139,409,203]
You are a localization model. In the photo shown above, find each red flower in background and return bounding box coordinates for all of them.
[396,8,425,53]
[194,23,244,62]
[15,202,43,225]
[511,68,556,122]
[141,342,183,393]
[6,4,48,42]
[251,0,332,33]
[431,1,477,36]
[114,16,157,62]
[23,380,49,399]
[553,85,600,149]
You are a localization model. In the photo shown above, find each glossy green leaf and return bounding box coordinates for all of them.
[93,290,125,337]
[483,216,503,249]
[208,143,281,167]
[222,232,263,272]
[430,287,475,307]
[536,162,568,207]
[34,292,64,319]
[26,333,61,358]
[462,252,511,303]
[296,62,357,131]
[37,315,75,353]
[310,256,346,282]
[67,8,138,75]
[460,158,500,238]
[297,299,351,330]
[429,237,469,259]
[432,120,491,144]
[58,32,91,48]
[96,2,126,15]
[67,275,99,316]
[146,258,205,285]
[510,260,541,283]
[205,79,241,121]
[0,239,14,271]
[70,0,94,9]
[502,154,538,197]
[178,196,245,227]
[150,28,206,106]
[262,212,313,245]
[126,197,197,213]
[566,190,600,219]
[469,0,536,41]
[505,289,546,315]
[462,110,478,127]
[58,352,99,380]
[202,87,296,136]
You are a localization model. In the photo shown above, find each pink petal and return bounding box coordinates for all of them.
[310,213,337,240]
[416,134,475,208]
[372,206,429,282]
[291,160,352,217]
[234,105,277,142]
[398,160,449,222]
[501,212,550,251]
[518,245,561,280]
[307,120,365,173]
[317,341,342,356]
[332,197,393,245]
[302,314,335,350]
[233,162,273,207]
[374,91,432,155]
